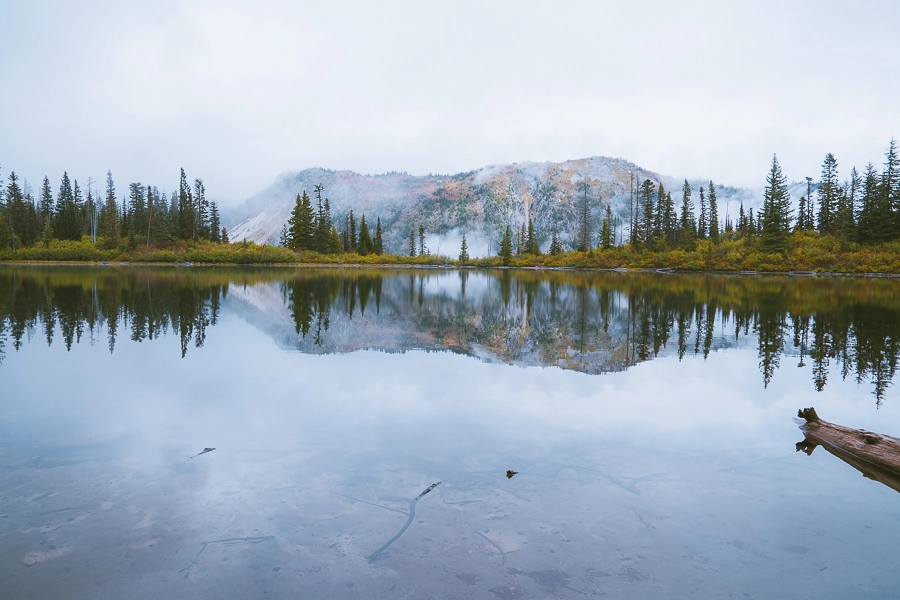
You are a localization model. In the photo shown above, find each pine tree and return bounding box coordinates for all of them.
[499,225,513,265]
[698,186,708,239]
[817,153,840,235]
[210,201,221,243]
[358,215,373,255]
[54,172,81,241]
[549,231,562,255]
[39,176,53,239]
[418,225,426,255]
[835,168,859,244]
[638,178,655,247]
[408,229,416,257]
[600,205,613,249]
[177,168,193,240]
[458,233,470,262]
[759,154,793,252]
[221,227,229,244]
[679,179,697,250]
[882,139,899,241]
[194,178,208,239]
[287,191,313,250]
[857,162,880,243]
[652,182,667,246]
[708,181,720,242]
[346,210,357,252]
[328,225,342,254]
[526,218,539,254]
[374,217,384,255]
[4,172,24,251]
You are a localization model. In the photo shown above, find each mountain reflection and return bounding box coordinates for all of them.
[1,266,898,404]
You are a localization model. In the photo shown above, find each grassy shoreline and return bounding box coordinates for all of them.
[2,233,899,275]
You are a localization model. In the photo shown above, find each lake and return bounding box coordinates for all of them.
[1,265,899,599]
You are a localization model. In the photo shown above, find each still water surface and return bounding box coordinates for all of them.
[1,266,899,599]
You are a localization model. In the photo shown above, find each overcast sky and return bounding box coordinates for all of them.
[2,0,898,206]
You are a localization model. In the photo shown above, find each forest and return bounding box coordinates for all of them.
[2,141,900,271]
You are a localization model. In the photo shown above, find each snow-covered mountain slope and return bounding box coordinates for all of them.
[226,156,780,257]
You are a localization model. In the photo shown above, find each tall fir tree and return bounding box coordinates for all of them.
[358,214,373,255]
[679,179,697,250]
[759,154,793,252]
[817,153,840,235]
[287,191,313,250]
[708,181,720,242]
[39,176,53,239]
[857,162,880,243]
[458,233,469,261]
[698,186,708,240]
[638,178,655,247]
[374,217,384,255]
[102,170,119,243]
[499,225,513,265]
[209,201,221,243]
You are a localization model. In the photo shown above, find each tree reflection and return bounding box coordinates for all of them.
[1,267,898,405]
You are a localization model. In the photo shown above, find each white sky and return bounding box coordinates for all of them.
[1,0,898,206]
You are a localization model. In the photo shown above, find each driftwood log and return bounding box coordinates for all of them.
[796,407,900,494]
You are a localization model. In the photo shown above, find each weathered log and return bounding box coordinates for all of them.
[796,407,900,494]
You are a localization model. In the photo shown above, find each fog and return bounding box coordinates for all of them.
[1,1,898,207]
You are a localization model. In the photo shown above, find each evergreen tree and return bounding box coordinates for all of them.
[287,191,313,250]
[358,215,373,255]
[178,168,193,240]
[857,162,880,243]
[759,154,793,252]
[312,185,332,252]
[408,229,416,256]
[499,225,513,266]
[374,217,384,255]
[526,218,539,254]
[549,231,562,255]
[698,186,708,239]
[600,205,613,249]
[210,201,221,243]
[679,179,697,249]
[651,182,668,246]
[459,233,470,261]
[128,182,147,242]
[817,153,840,235]
[54,172,81,241]
[882,139,899,240]
[39,176,53,239]
[194,178,208,239]
[0,209,10,250]
[638,178,655,247]
[221,227,229,244]
[101,171,119,244]
[418,225,426,255]
[796,195,809,232]
[4,172,24,251]
[279,225,290,247]
[708,181,720,242]
[328,225,342,254]
[835,169,859,244]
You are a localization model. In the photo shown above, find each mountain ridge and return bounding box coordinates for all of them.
[226,155,764,256]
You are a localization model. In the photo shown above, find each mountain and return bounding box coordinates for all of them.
[226,156,771,257]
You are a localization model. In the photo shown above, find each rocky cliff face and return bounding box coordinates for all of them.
[226,156,760,256]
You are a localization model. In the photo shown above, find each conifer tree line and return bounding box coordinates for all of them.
[0,165,227,251]
[281,184,385,255]
[625,140,900,253]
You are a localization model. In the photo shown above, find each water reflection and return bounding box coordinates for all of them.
[1,266,898,403]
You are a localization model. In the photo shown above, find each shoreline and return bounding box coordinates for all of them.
[2,260,899,278]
